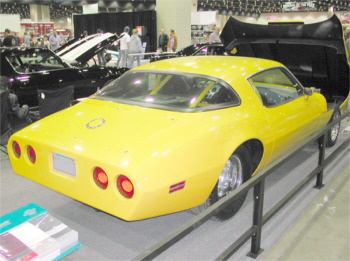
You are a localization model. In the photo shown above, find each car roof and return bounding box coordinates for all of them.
[134,56,282,83]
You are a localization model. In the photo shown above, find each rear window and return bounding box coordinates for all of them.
[94,71,240,112]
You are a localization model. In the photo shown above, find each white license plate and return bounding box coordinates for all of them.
[53,154,76,177]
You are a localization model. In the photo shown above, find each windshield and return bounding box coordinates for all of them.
[7,49,68,74]
[94,71,240,112]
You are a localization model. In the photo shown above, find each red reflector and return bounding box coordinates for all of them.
[93,167,108,189]
[117,175,134,198]
[12,141,21,158]
[169,181,186,193]
[27,146,36,163]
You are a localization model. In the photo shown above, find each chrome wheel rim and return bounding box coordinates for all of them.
[331,112,340,141]
[217,155,243,198]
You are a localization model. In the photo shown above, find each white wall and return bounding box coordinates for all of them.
[83,4,98,14]
[156,0,192,51]
[0,14,21,32]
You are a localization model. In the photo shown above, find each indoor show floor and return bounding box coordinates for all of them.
[1,123,349,260]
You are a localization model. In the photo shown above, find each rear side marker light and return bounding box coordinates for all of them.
[169,181,186,193]
[12,141,21,158]
[117,175,134,198]
[93,167,108,189]
[27,146,36,163]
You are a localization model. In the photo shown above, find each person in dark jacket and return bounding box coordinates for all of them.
[0,76,30,126]
[96,29,106,66]
[2,29,17,47]
[158,29,168,52]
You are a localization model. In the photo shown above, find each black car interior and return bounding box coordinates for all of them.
[232,42,349,108]
[7,52,67,73]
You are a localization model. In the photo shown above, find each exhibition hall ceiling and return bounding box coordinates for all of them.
[0,0,348,19]
[0,0,349,12]
[197,0,350,13]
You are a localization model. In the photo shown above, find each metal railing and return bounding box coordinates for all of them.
[134,111,350,261]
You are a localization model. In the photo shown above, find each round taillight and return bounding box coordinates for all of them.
[27,146,36,164]
[93,167,108,189]
[12,141,21,158]
[117,175,134,198]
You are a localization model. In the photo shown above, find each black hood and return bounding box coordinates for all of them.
[221,15,346,54]
[221,15,349,106]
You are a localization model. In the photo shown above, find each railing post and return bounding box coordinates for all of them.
[247,180,265,258]
[314,134,326,189]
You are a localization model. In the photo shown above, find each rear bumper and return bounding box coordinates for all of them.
[7,134,214,221]
[7,135,143,221]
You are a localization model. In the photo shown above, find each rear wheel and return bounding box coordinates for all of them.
[190,146,252,221]
[326,110,341,147]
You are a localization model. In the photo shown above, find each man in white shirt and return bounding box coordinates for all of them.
[116,26,131,68]
[208,27,221,44]
[49,30,61,51]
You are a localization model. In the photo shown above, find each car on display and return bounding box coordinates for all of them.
[150,43,226,62]
[8,53,344,221]
[0,33,126,107]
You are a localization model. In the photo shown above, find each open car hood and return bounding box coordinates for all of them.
[221,15,346,53]
[58,33,117,65]
[55,34,96,54]
[221,15,349,110]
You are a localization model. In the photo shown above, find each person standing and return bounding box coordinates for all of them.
[208,27,221,43]
[28,31,37,47]
[2,29,17,47]
[127,29,143,68]
[12,32,20,46]
[167,29,178,52]
[49,30,60,51]
[23,32,31,47]
[96,29,106,66]
[66,30,74,42]
[116,26,130,68]
[158,29,168,52]
[39,35,50,49]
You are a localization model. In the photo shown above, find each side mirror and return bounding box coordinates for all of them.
[304,88,313,96]
[305,87,321,96]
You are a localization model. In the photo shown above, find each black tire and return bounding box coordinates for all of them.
[326,110,341,148]
[190,146,252,221]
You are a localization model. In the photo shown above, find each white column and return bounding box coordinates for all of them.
[156,0,192,51]
[41,5,50,22]
[30,4,39,21]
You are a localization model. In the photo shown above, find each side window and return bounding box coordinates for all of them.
[248,68,303,107]
[7,51,66,74]
[198,81,239,107]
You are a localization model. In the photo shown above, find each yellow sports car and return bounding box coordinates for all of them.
[8,56,346,221]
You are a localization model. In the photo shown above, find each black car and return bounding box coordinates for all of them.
[150,43,226,62]
[0,33,126,106]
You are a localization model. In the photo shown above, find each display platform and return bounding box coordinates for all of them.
[0,123,349,260]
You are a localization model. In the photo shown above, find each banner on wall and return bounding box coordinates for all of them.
[21,23,54,34]
[283,1,317,12]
